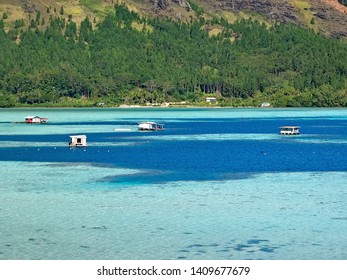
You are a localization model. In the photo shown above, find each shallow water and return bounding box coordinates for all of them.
[0,108,346,259]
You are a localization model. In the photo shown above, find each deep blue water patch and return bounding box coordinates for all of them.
[1,117,347,185]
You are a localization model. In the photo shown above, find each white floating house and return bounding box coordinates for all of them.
[280,126,300,135]
[138,122,165,131]
[25,116,48,124]
[69,135,87,147]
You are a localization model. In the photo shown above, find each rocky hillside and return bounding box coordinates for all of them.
[143,0,347,37]
[0,0,346,37]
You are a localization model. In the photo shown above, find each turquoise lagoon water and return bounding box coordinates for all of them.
[0,108,347,260]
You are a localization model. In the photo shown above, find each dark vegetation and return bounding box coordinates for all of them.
[0,3,346,107]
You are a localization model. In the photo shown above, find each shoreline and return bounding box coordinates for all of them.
[2,105,347,110]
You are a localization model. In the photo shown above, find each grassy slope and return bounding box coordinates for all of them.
[0,0,114,28]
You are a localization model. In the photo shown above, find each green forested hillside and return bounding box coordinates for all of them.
[0,4,347,107]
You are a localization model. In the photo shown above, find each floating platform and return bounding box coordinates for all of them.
[138,122,165,131]
[69,135,87,147]
[280,126,300,135]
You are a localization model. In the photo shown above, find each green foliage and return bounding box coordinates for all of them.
[65,20,77,40]
[29,19,37,29]
[188,1,204,17]
[36,11,41,24]
[14,19,25,29]
[0,5,346,107]
[79,17,92,43]
[0,93,17,107]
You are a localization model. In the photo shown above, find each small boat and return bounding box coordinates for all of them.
[69,135,87,147]
[138,122,164,131]
[280,126,300,135]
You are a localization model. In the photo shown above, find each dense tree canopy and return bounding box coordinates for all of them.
[0,3,346,107]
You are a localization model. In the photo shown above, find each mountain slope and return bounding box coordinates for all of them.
[1,2,346,108]
[0,0,346,37]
